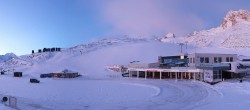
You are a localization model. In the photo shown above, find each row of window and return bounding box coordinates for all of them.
[189,57,234,63]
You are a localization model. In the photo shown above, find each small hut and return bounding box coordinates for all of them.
[41,69,79,78]
[53,69,79,78]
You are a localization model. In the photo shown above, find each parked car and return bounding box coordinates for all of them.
[30,78,40,83]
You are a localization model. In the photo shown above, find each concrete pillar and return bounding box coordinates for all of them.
[181,72,183,80]
[194,72,196,81]
[160,72,162,80]
[153,72,155,79]
[137,71,139,79]
[189,72,191,79]
[128,70,130,77]
[221,70,223,81]
[145,71,147,79]
[170,72,172,79]
[175,72,177,81]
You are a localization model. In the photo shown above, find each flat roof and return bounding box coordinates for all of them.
[128,67,202,72]
[188,53,237,55]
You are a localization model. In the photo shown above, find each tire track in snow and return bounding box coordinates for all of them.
[126,79,222,110]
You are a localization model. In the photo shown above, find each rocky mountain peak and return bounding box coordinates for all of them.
[166,33,176,38]
[221,9,250,29]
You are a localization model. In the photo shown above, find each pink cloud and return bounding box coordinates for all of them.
[99,0,207,37]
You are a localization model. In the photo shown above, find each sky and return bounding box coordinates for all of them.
[0,0,250,55]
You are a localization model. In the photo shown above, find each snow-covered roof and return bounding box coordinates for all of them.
[56,69,78,73]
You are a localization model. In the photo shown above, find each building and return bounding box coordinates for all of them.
[40,69,79,78]
[188,53,237,67]
[34,47,61,53]
[187,53,237,83]
[127,54,203,81]
[126,53,248,84]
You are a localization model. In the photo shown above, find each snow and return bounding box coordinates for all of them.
[184,9,250,48]
[195,79,250,110]
[1,32,250,109]
[3,9,250,109]
[3,74,249,110]
[158,32,184,44]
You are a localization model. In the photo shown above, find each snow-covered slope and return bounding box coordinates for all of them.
[0,37,149,72]
[17,41,182,78]
[185,9,250,48]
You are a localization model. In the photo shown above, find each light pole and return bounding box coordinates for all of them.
[179,43,184,53]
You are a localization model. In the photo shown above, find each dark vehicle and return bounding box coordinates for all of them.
[14,72,22,77]
[122,73,129,77]
[2,96,8,103]
[30,78,40,83]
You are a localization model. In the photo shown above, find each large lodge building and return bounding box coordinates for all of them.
[127,53,250,84]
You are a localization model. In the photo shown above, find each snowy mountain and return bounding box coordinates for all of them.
[185,9,250,48]
[68,37,148,55]
[0,53,17,63]
[0,37,149,72]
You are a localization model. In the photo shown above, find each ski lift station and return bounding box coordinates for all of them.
[127,53,250,84]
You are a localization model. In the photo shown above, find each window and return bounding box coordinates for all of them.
[226,57,233,62]
[205,57,209,63]
[219,57,222,62]
[189,58,192,63]
[200,57,204,63]
[226,57,230,62]
[214,57,222,63]
[164,59,172,63]
[193,58,195,63]
[214,57,217,63]
[230,57,233,62]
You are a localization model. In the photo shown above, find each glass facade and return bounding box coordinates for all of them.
[213,70,222,79]
[159,56,188,68]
